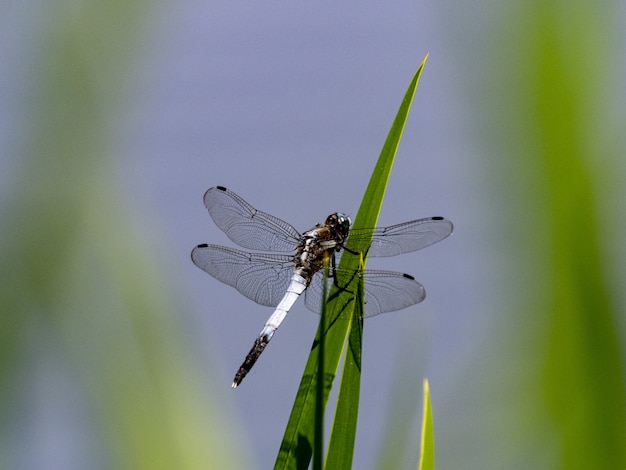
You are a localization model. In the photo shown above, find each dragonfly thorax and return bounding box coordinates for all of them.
[294,212,351,283]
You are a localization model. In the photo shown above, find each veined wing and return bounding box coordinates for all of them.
[191,244,294,307]
[346,217,453,257]
[305,269,426,318]
[203,186,301,252]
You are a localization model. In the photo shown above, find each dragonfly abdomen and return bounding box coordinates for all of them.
[232,273,307,388]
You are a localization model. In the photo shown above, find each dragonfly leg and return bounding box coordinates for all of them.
[339,243,372,260]
[328,253,361,295]
[340,245,360,255]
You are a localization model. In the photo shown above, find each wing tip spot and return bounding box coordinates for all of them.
[216,185,227,191]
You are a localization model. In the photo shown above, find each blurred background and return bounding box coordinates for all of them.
[1,1,625,469]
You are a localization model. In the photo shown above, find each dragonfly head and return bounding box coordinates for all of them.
[325,212,351,240]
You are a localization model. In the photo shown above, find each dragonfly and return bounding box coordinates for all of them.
[191,186,453,388]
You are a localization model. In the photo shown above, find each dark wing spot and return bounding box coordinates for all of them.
[432,216,444,220]
[196,243,209,248]
[216,185,227,191]
[402,273,415,280]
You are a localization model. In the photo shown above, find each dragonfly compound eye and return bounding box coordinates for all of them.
[336,213,351,234]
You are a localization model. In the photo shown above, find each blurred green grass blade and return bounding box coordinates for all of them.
[485,2,626,468]
[418,379,434,470]
[374,322,430,469]
[0,4,243,469]
[274,56,428,470]
[521,4,626,469]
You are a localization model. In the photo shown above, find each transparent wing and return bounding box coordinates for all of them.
[191,244,295,307]
[346,217,453,257]
[305,269,426,317]
[203,186,301,252]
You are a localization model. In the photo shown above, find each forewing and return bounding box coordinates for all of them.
[346,217,453,257]
[203,186,300,252]
[191,244,294,307]
[305,269,425,317]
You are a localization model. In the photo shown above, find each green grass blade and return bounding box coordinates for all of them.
[351,55,429,237]
[418,379,435,470]
[323,266,364,470]
[274,55,429,470]
[313,261,330,470]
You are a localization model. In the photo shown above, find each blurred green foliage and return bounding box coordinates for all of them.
[377,1,626,469]
[480,1,626,469]
[529,5,625,469]
[0,3,243,469]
